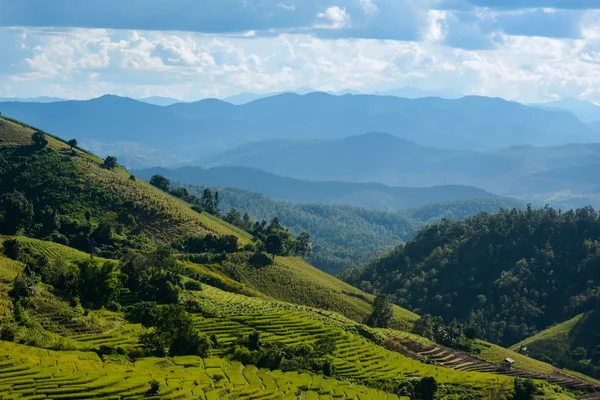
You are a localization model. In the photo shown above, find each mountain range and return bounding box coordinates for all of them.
[1,92,596,169]
[132,165,499,212]
[195,132,600,208]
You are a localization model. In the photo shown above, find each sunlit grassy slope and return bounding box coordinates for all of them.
[0,116,250,246]
[0,340,408,400]
[509,311,600,384]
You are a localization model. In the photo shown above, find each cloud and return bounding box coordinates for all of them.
[4,25,600,105]
[317,6,351,29]
[438,0,600,10]
[0,0,427,41]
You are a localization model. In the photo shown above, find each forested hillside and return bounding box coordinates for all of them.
[341,206,600,348]
[178,184,520,274]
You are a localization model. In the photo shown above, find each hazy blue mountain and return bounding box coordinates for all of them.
[588,121,600,133]
[1,92,596,160]
[137,96,181,106]
[196,132,600,206]
[0,96,65,103]
[222,88,361,105]
[531,98,600,123]
[222,92,277,105]
[196,132,520,187]
[132,165,498,211]
[375,86,464,99]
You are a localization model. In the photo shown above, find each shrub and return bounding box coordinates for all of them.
[249,252,273,268]
[0,324,17,341]
[2,239,20,260]
[103,156,118,169]
[147,379,161,396]
[414,376,438,400]
[512,378,538,400]
[127,302,160,327]
[184,280,203,291]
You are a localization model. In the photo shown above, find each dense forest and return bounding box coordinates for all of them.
[341,206,600,347]
[177,184,519,274]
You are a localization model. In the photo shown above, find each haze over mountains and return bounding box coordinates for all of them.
[2,90,600,210]
[132,165,499,212]
[1,92,596,162]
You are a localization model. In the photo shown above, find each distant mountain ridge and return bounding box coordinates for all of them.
[1,92,595,167]
[531,98,600,123]
[196,132,600,208]
[132,164,499,212]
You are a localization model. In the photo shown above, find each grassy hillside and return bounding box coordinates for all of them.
[0,237,591,399]
[0,116,249,259]
[511,311,600,380]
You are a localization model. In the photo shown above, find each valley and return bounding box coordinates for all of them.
[1,116,600,399]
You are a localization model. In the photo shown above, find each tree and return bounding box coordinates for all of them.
[295,232,312,257]
[464,325,478,340]
[512,378,537,400]
[149,174,171,192]
[573,347,587,361]
[265,233,284,260]
[103,156,118,169]
[214,191,220,215]
[268,216,283,232]
[366,295,394,328]
[201,188,217,215]
[0,192,34,235]
[414,377,438,400]
[147,379,161,396]
[224,208,242,227]
[32,131,48,147]
[67,139,78,150]
[242,213,252,231]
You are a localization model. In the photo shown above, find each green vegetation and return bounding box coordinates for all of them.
[0,117,597,399]
[181,184,517,274]
[511,311,600,380]
[342,206,600,347]
[0,117,249,260]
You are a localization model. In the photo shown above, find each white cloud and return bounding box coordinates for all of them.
[3,16,600,104]
[317,7,352,29]
[358,0,379,14]
[276,3,296,11]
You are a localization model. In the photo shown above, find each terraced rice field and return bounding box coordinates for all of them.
[398,338,600,394]
[187,286,514,392]
[0,342,406,400]
[0,237,108,264]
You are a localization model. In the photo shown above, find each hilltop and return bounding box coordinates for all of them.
[1,117,599,399]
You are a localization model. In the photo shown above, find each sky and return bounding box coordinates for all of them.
[1,0,600,102]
